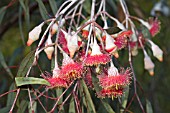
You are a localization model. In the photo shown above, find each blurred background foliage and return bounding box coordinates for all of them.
[0,0,170,113]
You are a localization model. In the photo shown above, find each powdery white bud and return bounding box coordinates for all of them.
[148,40,163,62]
[91,37,102,56]
[66,33,78,58]
[51,19,65,35]
[95,27,102,40]
[51,23,58,35]
[144,51,155,76]
[27,22,44,46]
[53,64,60,78]
[108,62,119,77]
[44,34,54,60]
[105,32,117,53]
[62,52,74,66]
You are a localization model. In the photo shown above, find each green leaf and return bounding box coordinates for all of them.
[36,0,49,20]
[0,6,6,25]
[49,0,58,15]
[83,0,91,14]
[0,50,13,79]
[0,106,11,113]
[7,83,16,106]
[56,88,64,111]
[91,75,115,113]
[120,86,129,113]
[69,97,75,113]
[105,27,121,34]
[141,25,152,39]
[81,79,96,113]
[100,99,115,113]
[19,0,30,30]
[106,0,117,13]
[29,101,37,113]
[17,100,28,113]
[19,6,26,45]
[146,99,153,113]
[17,50,35,77]
[9,47,24,66]
[15,77,50,87]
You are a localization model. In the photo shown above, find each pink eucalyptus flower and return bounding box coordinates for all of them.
[60,53,83,81]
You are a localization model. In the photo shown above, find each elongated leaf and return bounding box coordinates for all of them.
[81,79,96,113]
[7,83,16,106]
[106,0,117,13]
[146,99,153,113]
[91,75,115,113]
[19,7,25,45]
[9,47,24,66]
[69,97,75,113]
[15,77,50,86]
[49,0,58,15]
[100,99,115,113]
[141,25,152,39]
[0,6,6,25]
[36,0,49,20]
[0,106,11,113]
[120,86,129,113]
[19,0,30,30]
[56,88,64,111]
[0,51,13,79]
[17,100,28,113]
[17,51,34,77]
[83,0,91,14]
[29,101,37,113]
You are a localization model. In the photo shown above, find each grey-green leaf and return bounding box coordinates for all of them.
[15,77,50,87]
[120,86,129,113]
[69,97,75,113]
[29,101,37,113]
[16,100,28,113]
[0,6,6,25]
[49,0,58,15]
[17,51,35,77]
[0,50,14,79]
[146,99,153,113]
[141,25,152,39]
[36,0,49,20]
[0,106,11,113]
[100,99,115,113]
[7,83,16,106]
[81,79,96,113]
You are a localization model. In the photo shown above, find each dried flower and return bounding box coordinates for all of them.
[148,40,163,62]
[27,22,44,46]
[44,33,54,60]
[144,51,155,76]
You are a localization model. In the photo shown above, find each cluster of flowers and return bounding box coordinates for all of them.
[26,8,161,99]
